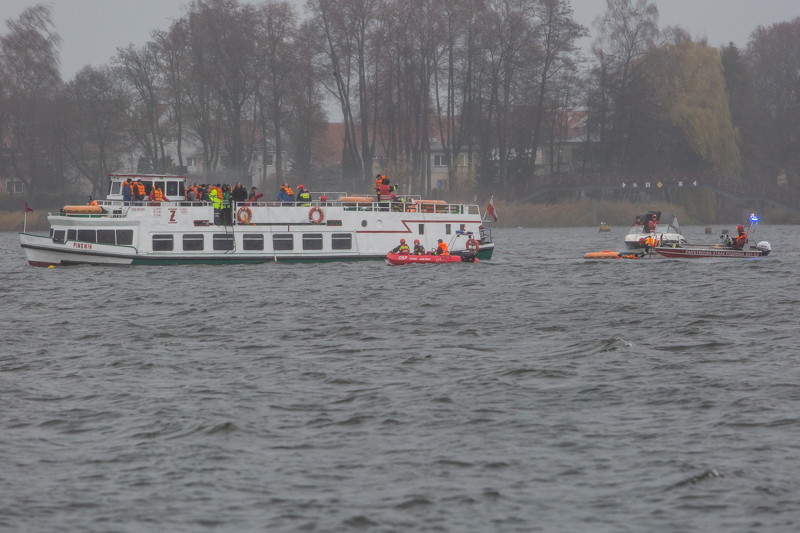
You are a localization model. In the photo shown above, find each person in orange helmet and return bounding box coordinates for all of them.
[392,238,410,254]
[413,239,425,255]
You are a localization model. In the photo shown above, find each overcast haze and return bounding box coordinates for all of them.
[0,0,798,79]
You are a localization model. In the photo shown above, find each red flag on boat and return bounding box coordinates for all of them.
[486,196,498,222]
[24,202,33,212]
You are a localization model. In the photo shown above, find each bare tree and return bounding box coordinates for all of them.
[0,4,62,197]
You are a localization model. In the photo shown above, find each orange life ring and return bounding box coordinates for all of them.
[237,206,252,224]
[309,206,324,224]
[465,237,479,251]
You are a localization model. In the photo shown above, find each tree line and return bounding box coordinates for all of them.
[0,0,798,204]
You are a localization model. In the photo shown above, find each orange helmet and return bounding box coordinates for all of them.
[737,224,744,232]
[414,239,420,244]
[400,239,406,244]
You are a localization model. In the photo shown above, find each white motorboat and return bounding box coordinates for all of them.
[624,211,686,249]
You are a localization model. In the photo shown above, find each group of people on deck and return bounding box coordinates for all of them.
[278,183,320,206]
[391,238,448,256]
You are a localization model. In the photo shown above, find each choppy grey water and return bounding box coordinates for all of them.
[2,225,799,532]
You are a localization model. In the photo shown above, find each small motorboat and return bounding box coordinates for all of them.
[386,230,480,265]
[624,211,686,249]
[654,214,771,259]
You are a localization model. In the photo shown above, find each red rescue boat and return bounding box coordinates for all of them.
[386,252,478,265]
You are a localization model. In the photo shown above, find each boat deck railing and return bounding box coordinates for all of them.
[55,199,482,218]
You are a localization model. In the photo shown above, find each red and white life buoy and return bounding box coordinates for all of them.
[465,237,479,251]
[237,206,252,224]
[309,206,324,224]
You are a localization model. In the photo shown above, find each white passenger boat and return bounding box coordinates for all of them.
[19,174,494,267]
[624,211,686,249]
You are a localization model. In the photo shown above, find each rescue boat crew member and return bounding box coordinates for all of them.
[87,196,98,206]
[413,239,425,255]
[731,224,747,249]
[647,214,658,233]
[375,174,384,199]
[296,185,311,207]
[634,216,642,226]
[392,239,410,254]
[432,239,448,255]
[209,186,222,224]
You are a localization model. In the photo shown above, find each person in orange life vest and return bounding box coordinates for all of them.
[413,239,425,255]
[133,179,146,203]
[730,224,747,249]
[87,196,98,206]
[432,238,449,255]
[149,185,168,203]
[647,214,658,232]
[392,238,410,254]
[374,174,384,198]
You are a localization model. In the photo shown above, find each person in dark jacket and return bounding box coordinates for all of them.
[248,186,258,200]
[413,239,425,255]
[231,182,248,204]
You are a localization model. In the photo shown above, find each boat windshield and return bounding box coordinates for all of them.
[655,224,679,234]
[627,226,644,235]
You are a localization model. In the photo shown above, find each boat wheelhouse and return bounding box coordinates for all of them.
[20,174,495,267]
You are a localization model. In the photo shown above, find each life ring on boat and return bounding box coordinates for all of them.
[309,206,324,224]
[465,237,479,251]
[237,206,252,224]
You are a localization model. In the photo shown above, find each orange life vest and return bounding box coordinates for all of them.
[135,182,145,195]
[733,232,747,249]
[438,242,449,255]
[89,200,98,206]
[280,186,294,196]
[153,188,163,201]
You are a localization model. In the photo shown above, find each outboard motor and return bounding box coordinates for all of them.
[460,250,477,263]
[756,241,771,256]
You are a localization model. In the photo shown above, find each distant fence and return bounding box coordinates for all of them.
[517,171,800,214]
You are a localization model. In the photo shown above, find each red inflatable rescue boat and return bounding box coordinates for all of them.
[386,252,478,266]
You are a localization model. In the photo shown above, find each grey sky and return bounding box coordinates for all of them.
[0,0,798,80]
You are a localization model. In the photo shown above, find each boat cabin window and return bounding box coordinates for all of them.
[460,224,466,231]
[419,224,424,235]
[273,234,293,251]
[183,234,204,251]
[117,230,134,246]
[144,181,153,195]
[331,233,352,250]
[110,181,121,195]
[213,234,234,251]
[67,229,77,241]
[303,233,323,251]
[243,234,264,251]
[179,181,185,197]
[152,234,174,251]
[446,224,451,235]
[77,229,96,243]
[166,181,178,197]
[53,230,66,243]
[97,229,115,245]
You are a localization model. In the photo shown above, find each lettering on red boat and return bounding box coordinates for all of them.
[73,242,92,250]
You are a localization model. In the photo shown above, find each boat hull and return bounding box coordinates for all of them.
[653,246,765,259]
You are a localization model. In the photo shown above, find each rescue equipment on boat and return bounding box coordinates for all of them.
[237,206,252,224]
[338,196,374,202]
[386,252,479,266]
[584,250,643,259]
[309,206,324,224]
[465,237,479,251]
[61,205,104,215]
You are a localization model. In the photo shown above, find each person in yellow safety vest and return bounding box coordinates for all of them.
[392,238,410,254]
[413,239,425,255]
[432,238,449,255]
[209,187,222,209]
[296,185,311,206]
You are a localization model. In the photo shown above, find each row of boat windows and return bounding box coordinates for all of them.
[52,228,133,245]
[52,228,354,252]
[109,180,184,197]
[152,233,353,252]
